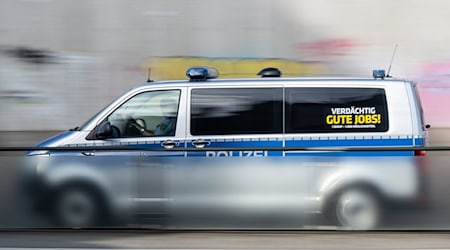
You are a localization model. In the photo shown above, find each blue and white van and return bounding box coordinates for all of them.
[28,67,429,229]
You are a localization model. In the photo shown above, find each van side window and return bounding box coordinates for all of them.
[191,88,283,135]
[107,90,181,138]
[285,88,389,133]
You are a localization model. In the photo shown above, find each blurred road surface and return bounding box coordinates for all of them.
[0,231,450,249]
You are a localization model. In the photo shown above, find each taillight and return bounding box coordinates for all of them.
[414,150,427,157]
[414,150,429,207]
[414,149,429,206]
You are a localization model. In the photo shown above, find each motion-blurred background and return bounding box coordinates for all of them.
[0,0,448,133]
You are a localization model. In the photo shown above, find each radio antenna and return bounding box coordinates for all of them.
[386,44,398,78]
[147,67,153,82]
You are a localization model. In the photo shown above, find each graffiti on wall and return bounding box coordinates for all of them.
[416,61,450,127]
[0,46,98,130]
[294,38,360,57]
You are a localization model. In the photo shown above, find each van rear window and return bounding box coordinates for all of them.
[286,88,389,133]
[191,88,283,135]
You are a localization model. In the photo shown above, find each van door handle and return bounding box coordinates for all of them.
[161,140,179,149]
[192,139,211,148]
[81,151,95,156]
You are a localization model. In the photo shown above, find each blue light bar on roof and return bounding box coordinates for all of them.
[186,67,219,81]
[257,67,282,77]
[373,69,386,79]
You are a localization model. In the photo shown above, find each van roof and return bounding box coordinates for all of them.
[133,77,412,90]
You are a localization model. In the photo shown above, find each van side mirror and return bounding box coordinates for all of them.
[95,121,113,139]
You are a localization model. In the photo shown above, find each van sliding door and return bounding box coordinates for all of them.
[187,87,283,157]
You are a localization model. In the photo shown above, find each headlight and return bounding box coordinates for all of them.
[27,150,50,157]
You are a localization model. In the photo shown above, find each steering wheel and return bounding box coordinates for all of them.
[134,118,147,129]
[125,118,146,137]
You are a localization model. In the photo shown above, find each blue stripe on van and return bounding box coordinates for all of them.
[284,151,414,157]
[284,138,415,147]
[54,137,424,157]
[127,140,186,157]
[201,140,283,148]
[185,137,422,157]
[415,138,425,146]
[284,137,417,156]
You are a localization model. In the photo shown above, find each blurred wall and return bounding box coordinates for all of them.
[0,0,449,130]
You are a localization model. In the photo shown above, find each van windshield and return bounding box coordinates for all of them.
[78,95,124,131]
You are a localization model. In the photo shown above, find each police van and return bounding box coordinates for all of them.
[28,67,429,229]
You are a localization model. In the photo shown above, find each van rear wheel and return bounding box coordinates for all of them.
[326,188,381,230]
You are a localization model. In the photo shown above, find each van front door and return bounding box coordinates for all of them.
[135,88,186,221]
[93,88,186,223]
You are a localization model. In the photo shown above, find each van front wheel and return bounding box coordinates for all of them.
[53,185,105,228]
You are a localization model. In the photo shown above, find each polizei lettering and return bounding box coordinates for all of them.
[206,150,268,157]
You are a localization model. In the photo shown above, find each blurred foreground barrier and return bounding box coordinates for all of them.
[1,145,450,152]
[1,145,450,230]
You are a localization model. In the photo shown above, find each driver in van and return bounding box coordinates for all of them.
[127,98,177,137]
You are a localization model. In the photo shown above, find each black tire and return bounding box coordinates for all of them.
[325,187,382,230]
[52,185,106,228]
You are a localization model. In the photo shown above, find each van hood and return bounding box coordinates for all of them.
[35,131,79,147]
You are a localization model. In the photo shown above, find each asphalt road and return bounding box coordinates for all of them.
[0,230,450,249]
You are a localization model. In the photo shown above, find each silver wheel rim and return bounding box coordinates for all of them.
[335,189,379,230]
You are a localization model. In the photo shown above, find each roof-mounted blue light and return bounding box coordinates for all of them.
[186,67,219,81]
[373,69,386,79]
[257,67,282,78]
